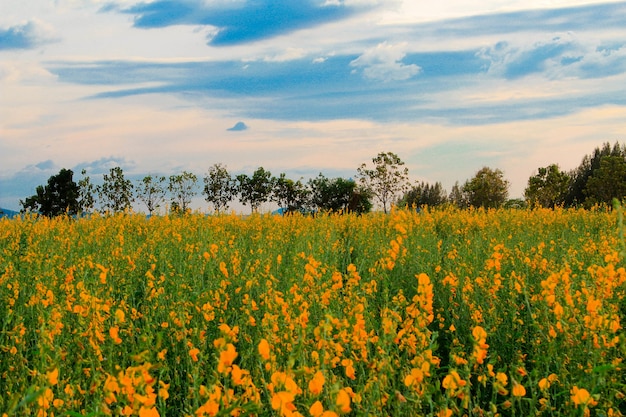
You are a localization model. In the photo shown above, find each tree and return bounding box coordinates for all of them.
[584,155,626,205]
[448,181,468,209]
[524,164,570,208]
[136,175,166,215]
[399,181,448,209]
[168,171,198,214]
[307,174,371,214]
[565,142,626,206]
[20,168,80,217]
[357,152,410,213]
[272,173,309,214]
[203,164,237,213]
[462,167,509,209]
[99,167,134,213]
[78,169,99,214]
[236,167,274,213]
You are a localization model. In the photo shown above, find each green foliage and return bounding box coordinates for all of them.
[566,141,626,207]
[136,175,167,215]
[524,164,570,208]
[99,166,134,213]
[203,163,237,213]
[357,152,410,213]
[236,167,274,213]
[20,168,80,217]
[398,181,448,209]
[584,155,626,206]
[168,171,197,213]
[272,173,309,214]
[78,169,98,214]
[462,166,509,209]
[307,174,372,214]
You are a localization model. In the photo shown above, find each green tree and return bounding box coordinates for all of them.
[584,155,626,206]
[168,171,198,214]
[272,173,309,214]
[100,166,134,213]
[203,164,237,213]
[448,181,468,209]
[236,167,274,213]
[136,175,166,215]
[356,152,409,213]
[20,168,80,217]
[399,181,448,209]
[463,167,509,209]
[307,174,371,214]
[524,164,570,208]
[78,169,98,214]
[566,142,626,206]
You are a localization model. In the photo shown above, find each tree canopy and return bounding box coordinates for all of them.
[21,168,80,217]
[356,152,409,214]
[463,167,509,209]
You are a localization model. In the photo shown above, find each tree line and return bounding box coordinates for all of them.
[19,142,626,217]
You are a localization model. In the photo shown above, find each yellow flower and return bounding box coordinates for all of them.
[218,343,238,373]
[46,368,59,386]
[138,406,160,417]
[442,370,466,393]
[271,391,296,414]
[336,389,351,414]
[115,308,126,323]
[189,347,200,362]
[340,359,356,380]
[157,349,167,361]
[404,368,424,388]
[511,382,526,397]
[309,400,324,417]
[538,378,550,391]
[437,409,453,417]
[159,381,170,401]
[571,386,597,407]
[109,326,122,344]
[258,339,271,361]
[308,371,325,396]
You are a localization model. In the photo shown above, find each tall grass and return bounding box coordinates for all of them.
[0,207,624,416]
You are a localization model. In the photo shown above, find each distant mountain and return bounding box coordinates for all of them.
[0,208,19,218]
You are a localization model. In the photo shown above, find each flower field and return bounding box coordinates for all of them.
[1,208,625,416]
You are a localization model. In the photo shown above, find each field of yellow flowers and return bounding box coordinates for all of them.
[1,207,625,416]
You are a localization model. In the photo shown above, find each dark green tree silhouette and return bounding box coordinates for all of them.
[236,167,274,213]
[272,173,309,214]
[565,142,626,206]
[584,155,626,206]
[20,168,80,217]
[399,181,448,209]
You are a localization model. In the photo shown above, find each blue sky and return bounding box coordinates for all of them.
[2,0,626,211]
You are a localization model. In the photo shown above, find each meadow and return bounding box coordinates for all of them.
[0,207,624,416]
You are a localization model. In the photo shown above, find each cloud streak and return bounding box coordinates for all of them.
[117,0,369,45]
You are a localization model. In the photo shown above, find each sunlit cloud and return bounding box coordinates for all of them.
[350,42,421,81]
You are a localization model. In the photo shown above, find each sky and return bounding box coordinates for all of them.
[2,0,626,212]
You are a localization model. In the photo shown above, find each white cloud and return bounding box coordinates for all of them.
[350,41,420,81]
